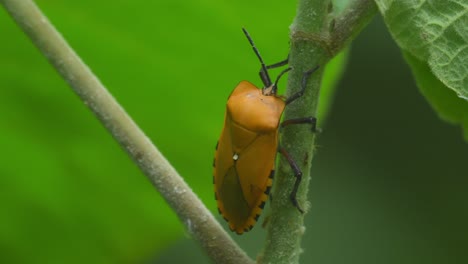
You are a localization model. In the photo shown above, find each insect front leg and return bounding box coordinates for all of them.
[266,57,289,70]
[259,57,289,86]
[285,65,320,105]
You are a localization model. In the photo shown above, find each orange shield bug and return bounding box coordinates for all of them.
[213,28,319,234]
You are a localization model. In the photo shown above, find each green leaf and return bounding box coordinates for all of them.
[403,52,468,141]
[375,0,468,140]
[375,0,468,99]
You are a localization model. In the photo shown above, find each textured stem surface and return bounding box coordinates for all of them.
[260,0,376,263]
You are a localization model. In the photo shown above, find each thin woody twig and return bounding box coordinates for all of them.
[0,0,253,263]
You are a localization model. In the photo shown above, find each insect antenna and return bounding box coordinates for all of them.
[242,28,272,88]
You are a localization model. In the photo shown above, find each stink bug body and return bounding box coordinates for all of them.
[213,28,319,234]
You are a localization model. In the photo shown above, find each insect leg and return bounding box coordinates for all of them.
[266,56,289,69]
[278,147,304,214]
[272,67,292,94]
[279,65,320,208]
[281,117,317,132]
[259,57,289,87]
[285,65,320,105]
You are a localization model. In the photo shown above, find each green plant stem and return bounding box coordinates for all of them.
[260,0,376,263]
[0,0,253,263]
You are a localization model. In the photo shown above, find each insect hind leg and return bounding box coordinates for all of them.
[278,147,304,214]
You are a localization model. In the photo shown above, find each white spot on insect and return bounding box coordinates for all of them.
[232,153,239,160]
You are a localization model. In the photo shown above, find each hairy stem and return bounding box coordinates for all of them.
[0,0,253,263]
[260,0,376,263]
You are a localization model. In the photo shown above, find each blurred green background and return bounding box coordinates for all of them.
[1,1,467,263]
